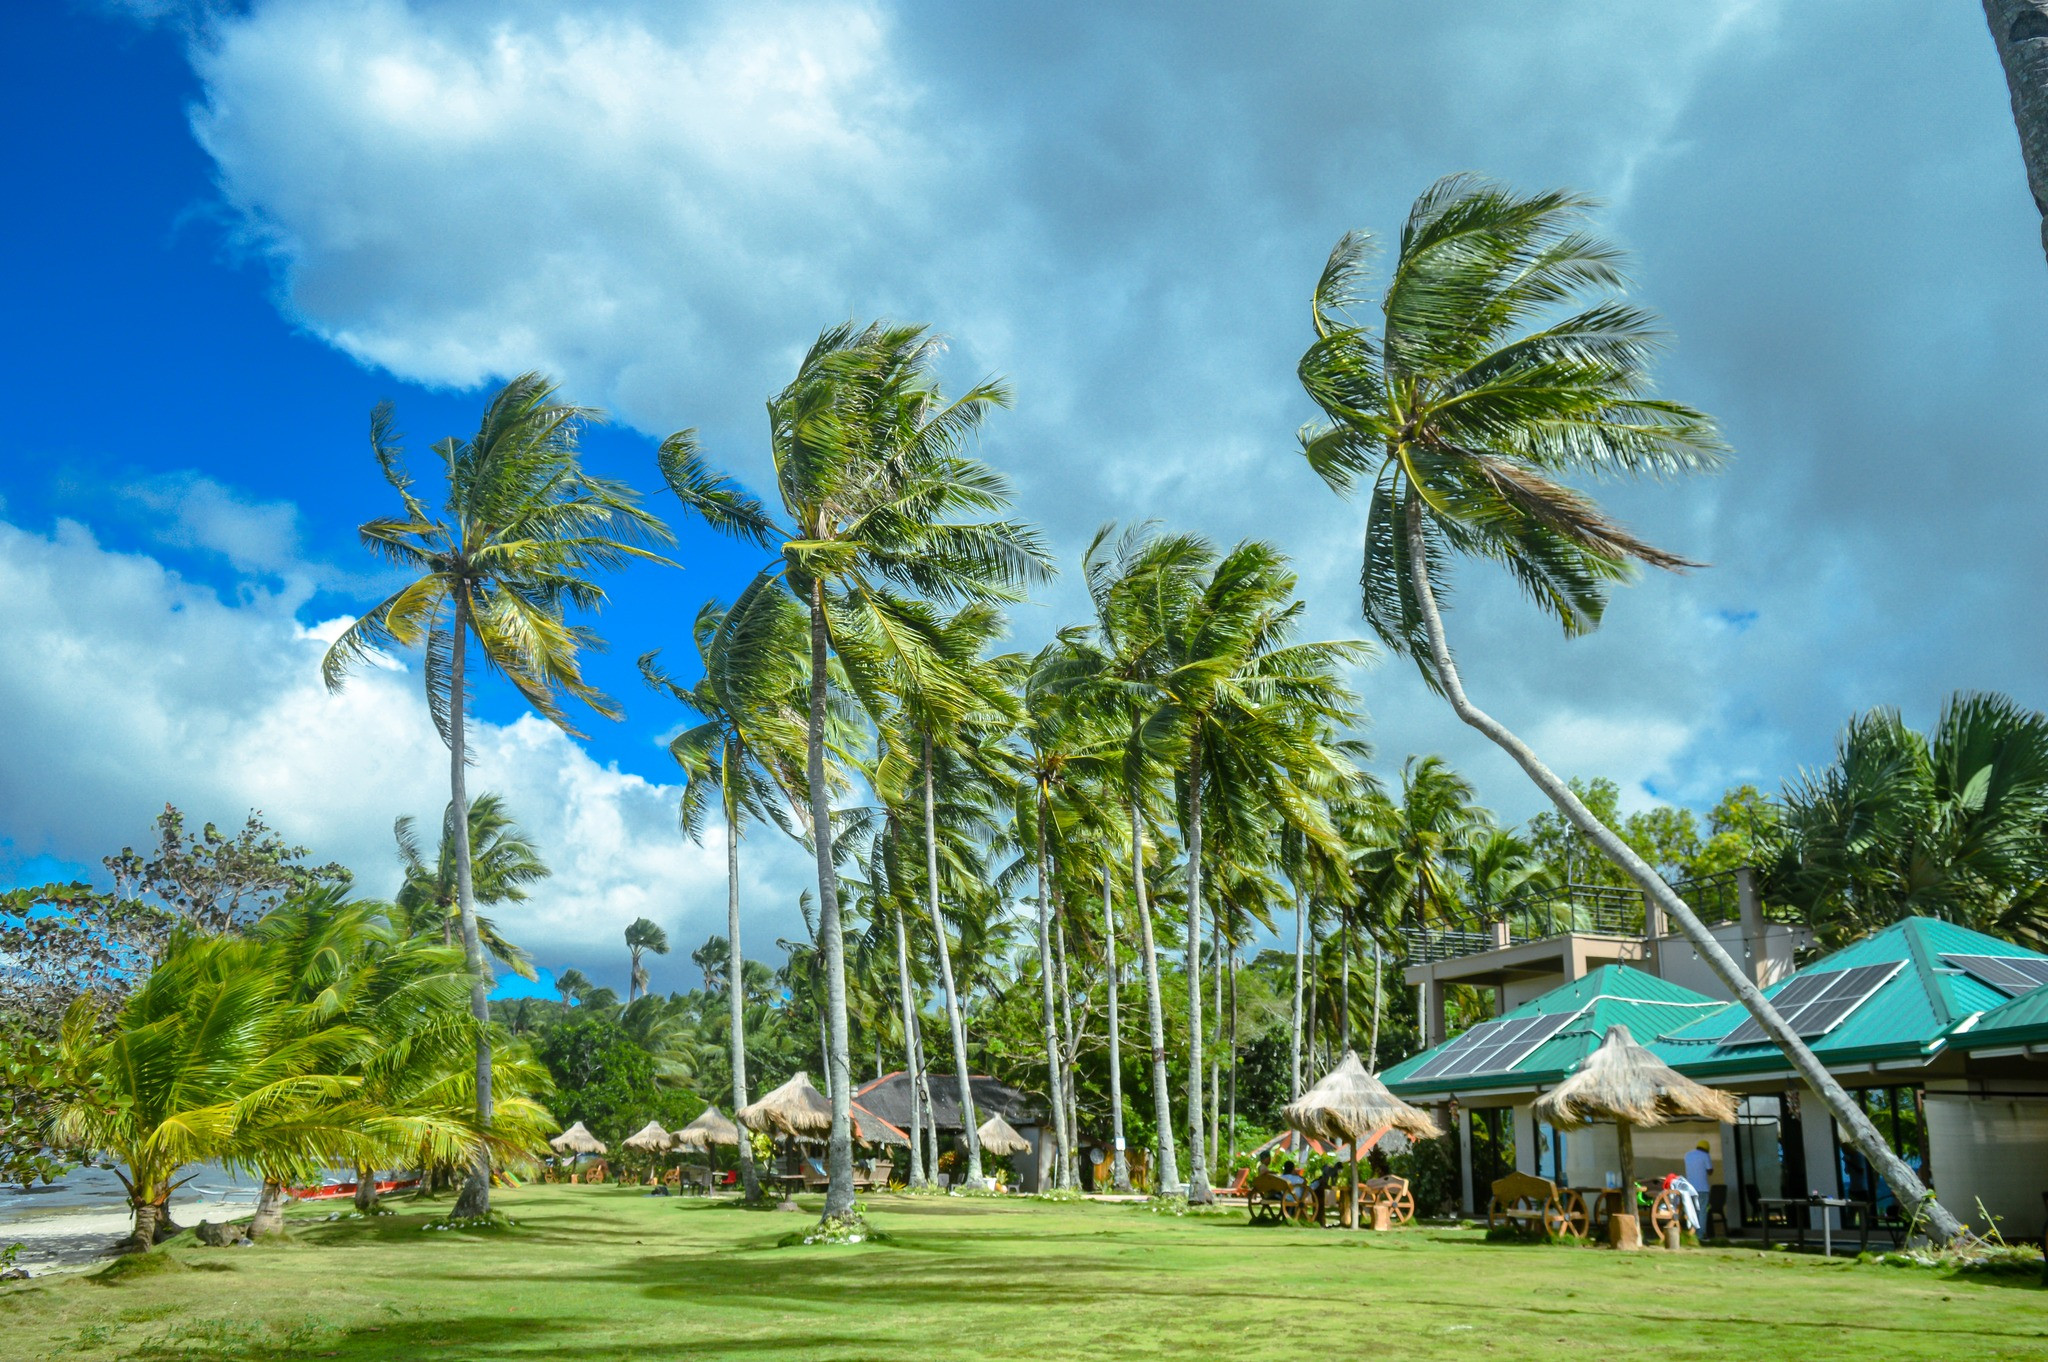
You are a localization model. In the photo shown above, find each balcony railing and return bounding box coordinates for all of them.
[1399,867,1774,964]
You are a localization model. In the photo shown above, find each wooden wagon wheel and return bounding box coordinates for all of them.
[1486,1195,1505,1229]
[1543,1189,1590,1240]
[1647,1189,1680,1239]
[1391,1187,1415,1224]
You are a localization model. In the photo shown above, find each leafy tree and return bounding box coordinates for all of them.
[104,804,351,938]
[1294,174,1961,1240]
[322,374,669,1217]
[534,1015,691,1147]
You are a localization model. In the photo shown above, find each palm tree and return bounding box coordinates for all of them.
[322,374,670,1218]
[393,791,548,978]
[623,919,671,1003]
[55,931,363,1248]
[657,322,1049,1220]
[1776,692,2048,949]
[554,968,590,1008]
[641,598,811,1203]
[1294,175,1964,1241]
[1145,536,1364,1200]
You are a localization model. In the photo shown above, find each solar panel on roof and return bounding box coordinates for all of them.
[1405,1019,1504,1082]
[1940,953,2048,998]
[1717,962,1904,1049]
[1402,1011,1578,1082]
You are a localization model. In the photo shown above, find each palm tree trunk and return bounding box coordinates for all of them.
[353,1164,379,1215]
[1182,758,1212,1203]
[448,599,494,1221]
[923,731,985,1187]
[1984,0,2048,264]
[1054,899,1082,1191]
[1368,937,1383,1071]
[1033,800,1072,1193]
[1208,910,1223,1175]
[1102,863,1132,1194]
[727,805,761,1204]
[249,1180,288,1239]
[804,583,856,1221]
[1401,495,1966,1243]
[1130,791,1181,1195]
[125,1197,159,1253]
[1338,904,1351,1053]
[1290,884,1306,1105]
[892,905,926,1187]
[1227,942,1239,1168]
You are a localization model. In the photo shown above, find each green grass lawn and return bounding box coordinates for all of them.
[3,1186,2043,1361]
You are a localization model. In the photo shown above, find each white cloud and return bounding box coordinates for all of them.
[190,0,931,428]
[0,510,809,994]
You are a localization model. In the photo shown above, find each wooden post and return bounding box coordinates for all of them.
[1371,1198,1393,1232]
[1347,1146,1359,1229]
[1609,1121,1642,1250]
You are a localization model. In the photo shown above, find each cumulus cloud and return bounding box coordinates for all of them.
[94,0,2048,833]
[0,505,809,995]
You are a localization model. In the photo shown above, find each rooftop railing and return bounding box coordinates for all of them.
[1399,866,1782,964]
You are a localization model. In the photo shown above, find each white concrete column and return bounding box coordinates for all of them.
[1512,1104,1538,1176]
[1799,1085,1839,1232]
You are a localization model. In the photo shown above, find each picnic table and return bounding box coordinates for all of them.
[1757,1196,1879,1255]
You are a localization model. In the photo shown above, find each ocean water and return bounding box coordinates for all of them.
[0,1163,263,1228]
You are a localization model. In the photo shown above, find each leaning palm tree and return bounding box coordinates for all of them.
[640,596,812,1202]
[393,791,548,979]
[623,919,671,1002]
[657,322,1050,1220]
[1294,174,1964,1241]
[322,374,671,1217]
[554,968,590,1008]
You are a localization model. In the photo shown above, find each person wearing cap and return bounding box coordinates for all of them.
[1684,1139,1713,1196]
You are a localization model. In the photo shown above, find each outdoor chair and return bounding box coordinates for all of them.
[1363,1175,1416,1225]
[1706,1184,1729,1238]
[801,1158,830,1192]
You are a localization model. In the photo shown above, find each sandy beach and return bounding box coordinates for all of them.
[2,1187,262,1277]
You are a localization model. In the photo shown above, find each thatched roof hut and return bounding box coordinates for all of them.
[1532,1024,1739,1130]
[549,1121,607,1156]
[1284,1051,1442,1144]
[621,1121,671,1153]
[1532,1025,1736,1249]
[976,1113,1031,1157]
[671,1104,741,1152]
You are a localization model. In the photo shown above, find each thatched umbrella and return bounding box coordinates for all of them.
[622,1121,671,1187]
[1532,1024,1738,1249]
[671,1104,740,1152]
[549,1121,607,1156]
[976,1113,1031,1158]
[737,1072,833,1139]
[1284,1051,1442,1228]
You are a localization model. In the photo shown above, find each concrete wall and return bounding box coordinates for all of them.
[1927,1094,2048,1241]
[1651,922,1805,999]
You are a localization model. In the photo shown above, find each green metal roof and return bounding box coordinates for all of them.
[1382,965,1725,1098]
[1948,975,2048,1050]
[1652,918,2038,1077]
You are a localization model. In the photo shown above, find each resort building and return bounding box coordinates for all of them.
[1389,868,2048,1241]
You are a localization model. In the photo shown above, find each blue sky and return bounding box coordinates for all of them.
[5,1,2046,999]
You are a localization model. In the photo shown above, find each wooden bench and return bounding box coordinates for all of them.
[1487,1172,1586,1239]
[1247,1172,1311,1225]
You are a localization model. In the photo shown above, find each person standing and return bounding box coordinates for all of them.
[1685,1139,1713,1193]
